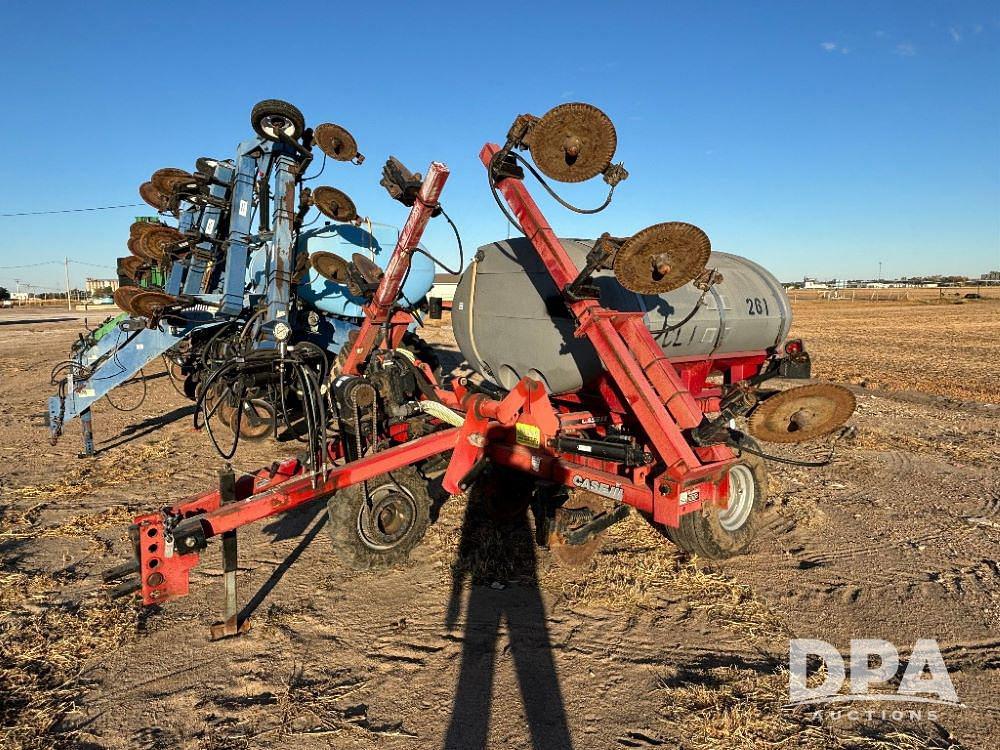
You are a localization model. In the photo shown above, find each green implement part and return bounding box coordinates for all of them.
[92,313,129,342]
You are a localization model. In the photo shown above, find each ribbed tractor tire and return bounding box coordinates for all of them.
[666,445,767,560]
[400,330,441,379]
[250,99,305,142]
[326,466,431,571]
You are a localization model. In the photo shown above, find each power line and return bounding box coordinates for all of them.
[0,203,145,218]
[68,259,117,270]
[0,261,60,269]
[0,259,116,271]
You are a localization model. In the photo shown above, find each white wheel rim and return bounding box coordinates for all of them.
[261,115,296,139]
[718,464,755,532]
[355,484,417,551]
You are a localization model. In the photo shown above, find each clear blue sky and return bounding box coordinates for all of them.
[0,1,997,292]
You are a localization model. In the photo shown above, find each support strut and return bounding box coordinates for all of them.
[210,466,251,639]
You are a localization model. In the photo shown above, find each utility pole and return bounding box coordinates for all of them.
[64,257,72,311]
[878,261,883,282]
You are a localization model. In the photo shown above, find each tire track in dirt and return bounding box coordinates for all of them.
[931,559,1000,598]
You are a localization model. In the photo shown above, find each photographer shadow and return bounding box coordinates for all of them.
[443,494,573,749]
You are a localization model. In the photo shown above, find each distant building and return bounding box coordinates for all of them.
[85,277,119,295]
[429,273,460,302]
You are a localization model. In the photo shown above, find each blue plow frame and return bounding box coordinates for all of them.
[47,317,226,449]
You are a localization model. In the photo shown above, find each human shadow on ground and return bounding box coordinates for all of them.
[443,496,573,750]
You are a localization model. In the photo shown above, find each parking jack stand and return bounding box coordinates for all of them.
[78,408,95,458]
[210,465,251,639]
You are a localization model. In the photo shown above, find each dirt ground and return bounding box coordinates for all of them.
[1,302,998,750]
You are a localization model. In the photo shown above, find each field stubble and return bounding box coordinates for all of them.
[788,298,1000,403]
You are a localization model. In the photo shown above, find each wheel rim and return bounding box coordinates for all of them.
[356,483,417,550]
[260,115,295,139]
[718,464,755,532]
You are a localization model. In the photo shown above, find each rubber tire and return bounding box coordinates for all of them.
[327,466,431,571]
[251,99,305,142]
[400,330,441,379]
[668,447,767,560]
[195,157,219,176]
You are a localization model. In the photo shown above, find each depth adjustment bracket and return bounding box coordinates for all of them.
[688,384,759,446]
[489,148,524,181]
[380,157,443,216]
[564,233,624,301]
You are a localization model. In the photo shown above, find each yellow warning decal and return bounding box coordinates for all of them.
[515,422,541,448]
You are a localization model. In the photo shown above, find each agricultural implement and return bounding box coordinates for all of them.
[46,101,436,457]
[103,103,855,636]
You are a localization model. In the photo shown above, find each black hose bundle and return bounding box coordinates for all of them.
[194,344,329,466]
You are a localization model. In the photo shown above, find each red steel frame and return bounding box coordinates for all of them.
[128,149,774,608]
[340,161,451,376]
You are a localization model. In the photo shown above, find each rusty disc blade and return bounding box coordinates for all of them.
[129,291,178,319]
[231,399,275,440]
[139,181,170,211]
[165,357,185,383]
[140,226,185,261]
[527,102,617,183]
[206,386,234,429]
[310,251,351,283]
[113,286,144,314]
[126,236,150,260]
[312,186,358,222]
[151,168,196,195]
[748,384,856,444]
[130,223,164,258]
[351,253,383,285]
[314,123,360,162]
[198,383,228,423]
[118,256,145,280]
[130,220,161,238]
[548,492,606,567]
[613,222,712,294]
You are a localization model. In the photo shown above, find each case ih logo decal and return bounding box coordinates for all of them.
[573,475,624,502]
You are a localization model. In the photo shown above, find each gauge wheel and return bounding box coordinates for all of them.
[251,99,305,142]
[231,398,275,441]
[327,467,431,570]
[665,445,767,559]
